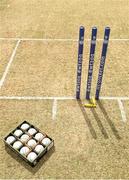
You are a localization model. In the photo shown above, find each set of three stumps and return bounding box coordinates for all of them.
[76,26,110,107]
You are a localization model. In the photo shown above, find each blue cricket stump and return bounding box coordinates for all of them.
[76,26,85,99]
[86,27,97,100]
[95,27,110,100]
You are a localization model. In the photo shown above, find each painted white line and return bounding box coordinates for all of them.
[0,40,20,88]
[0,38,129,42]
[100,96,129,100]
[52,99,57,120]
[0,38,78,42]
[118,99,127,122]
[0,96,129,101]
[0,38,21,41]
[0,96,76,100]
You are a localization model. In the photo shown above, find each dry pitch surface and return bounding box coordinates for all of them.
[0,0,129,179]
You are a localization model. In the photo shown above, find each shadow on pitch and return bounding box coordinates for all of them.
[90,107,109,139]
[78,99,121,140]
[97,101,121,140]
[77,100,97,139]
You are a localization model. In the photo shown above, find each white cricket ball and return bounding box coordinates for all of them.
[27,152,37,162]
[6,136,16,144]
[20,134,30,143]
[42,138,51,146]
[35,133,44,141]
[27,139,37,148]
[34,144,45,154]
[28,128,37,135]
[20,146,30,156]
[21,123,30,130]
[14,129,23,137]
[13,141,23,150]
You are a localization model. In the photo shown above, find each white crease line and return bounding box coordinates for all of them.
[0,38,20,41]
[52,99,57,120]
[117,99,127,122]
[0,96,129,101]
[0,40,20,88]
[0,38,78,41]
[0,96,76,100]
[0,38,129,41]
[100,96,129,100]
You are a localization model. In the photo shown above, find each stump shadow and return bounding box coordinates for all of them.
[97,101,121,140]
[77,100,97,139]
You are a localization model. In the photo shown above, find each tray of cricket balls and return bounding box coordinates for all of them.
[4,121,54,167]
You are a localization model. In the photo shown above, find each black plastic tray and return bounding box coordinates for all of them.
[4,120,54,167]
